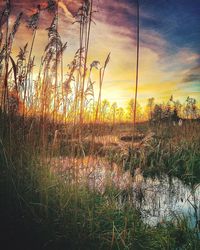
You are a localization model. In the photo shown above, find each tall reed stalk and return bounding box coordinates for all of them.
[53,2,59,123]
[24,5,41,117]
[2,0,10,113]
[95,53,110,123]
[133,0,140,130]
[80,0,93,126]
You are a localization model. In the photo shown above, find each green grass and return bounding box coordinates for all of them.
[125,121,200,186]
[0,116,200,249]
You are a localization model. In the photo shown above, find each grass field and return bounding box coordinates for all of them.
[0,115,200,249]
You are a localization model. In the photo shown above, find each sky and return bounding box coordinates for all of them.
[1,0,200,108]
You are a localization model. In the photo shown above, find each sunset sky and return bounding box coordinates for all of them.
[1,0,200,108]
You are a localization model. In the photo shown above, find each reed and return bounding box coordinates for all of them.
[0,0,199,249]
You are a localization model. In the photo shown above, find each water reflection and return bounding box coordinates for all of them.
[51,156,200,227]
[134,176,200,226]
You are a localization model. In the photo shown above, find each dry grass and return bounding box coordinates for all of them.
[0,1,200,249]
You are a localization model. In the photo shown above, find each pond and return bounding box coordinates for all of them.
[50,156,200,228]
[132,176,200,227]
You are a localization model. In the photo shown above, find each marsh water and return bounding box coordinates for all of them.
[133,176,200,227]
[51,156,200,227]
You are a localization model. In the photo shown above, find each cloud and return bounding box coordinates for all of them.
[182,64,200,83]
[1,0,199,107]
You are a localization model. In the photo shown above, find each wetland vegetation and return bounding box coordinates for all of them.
[0,0,200,249]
